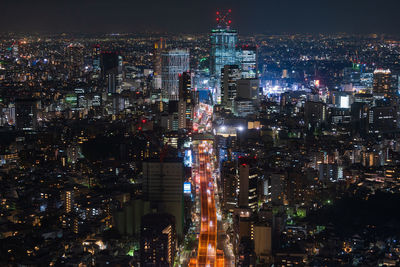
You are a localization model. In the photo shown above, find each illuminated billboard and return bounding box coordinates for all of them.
[183,182,191,194]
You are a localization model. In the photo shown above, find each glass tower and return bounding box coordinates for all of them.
[210,28,238,103]
[161,49,190,101]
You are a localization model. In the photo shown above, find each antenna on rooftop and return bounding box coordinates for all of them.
[216,9,232,28]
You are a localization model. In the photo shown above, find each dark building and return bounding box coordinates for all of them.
[351,102,369,136]
[178,72,194,129]
[221,64,241,109]
[66,43,84,80]
[304,101,327,128]
[140,213,176,267]
[15,99,40,131]
[101,51,119,94]
[238,163,258,212]
[369,105,397,134]
[142,159,184,238]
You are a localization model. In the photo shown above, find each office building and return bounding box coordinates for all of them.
[221,65,241,109]
[92,44,101,72]
[236,79,260,100]
[304,101,327,127]
[178,72,194,129]
[238,163,258,212]
[66,43,84,80]
[101,51,120,94]
[369,105,397,134]
[161,49,190,101]
[210,20,238,102]
[373,69,396,99]
[154,38,166,90]
[142,159,184,237]
[238,45,257,79]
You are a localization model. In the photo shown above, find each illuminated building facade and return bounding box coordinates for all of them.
[66,43,84,80]
[221,65,241,109]
[154,38,166,90]
[161,49,190,101]
[238,45,257,79]
[210,11,238,102]
[373,69,395,99]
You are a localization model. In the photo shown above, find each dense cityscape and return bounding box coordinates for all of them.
[1,5,400,267]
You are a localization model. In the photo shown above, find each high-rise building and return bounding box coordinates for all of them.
[236,79,260,100]
[373,69,396,99]
[154,38,166,90]
[140,213,176,267]
[142,159,184,237]
[238,163,258,212]
[66,43,84,80]
[368,105,397,134]
[210,10,238,102]
[238,45,257,79]
[161,49,190,101]
[221,160,238,212]
[270,172,287,206]
[92,44,101,72]
[101,51,120,94]
[178,72,194,130]
[64,190,74,213]
[304,101,327,127]
[221,65,241,109]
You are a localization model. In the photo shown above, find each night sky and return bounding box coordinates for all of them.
[2,0,400,34]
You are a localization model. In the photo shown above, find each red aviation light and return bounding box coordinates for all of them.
[228,20,232,24]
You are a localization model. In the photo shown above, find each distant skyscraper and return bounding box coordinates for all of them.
[92,44,101,72]
[178,72,194,129]
[221,65,241,109]
[153,38,166,90]
[66,43,84,80]
[101,51,119,94]
[140,213,176,267]
[238,45,257,79]
[161,49,190,101]
[210,10,238,103]
[373,69,395,99]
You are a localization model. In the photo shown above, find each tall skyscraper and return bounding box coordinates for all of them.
[153,38,166,90]
[161,49,190,101]
[373,69,395,99]
[101,51,119,94]
[210,10,238,103]
[178,72,194,129]
[221,65,241,109]
[238,45,258,79]
[92,44,101,72]
[140,213,176,267]
[66,43,84,80]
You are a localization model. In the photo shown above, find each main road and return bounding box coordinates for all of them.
[189,103,229,267]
